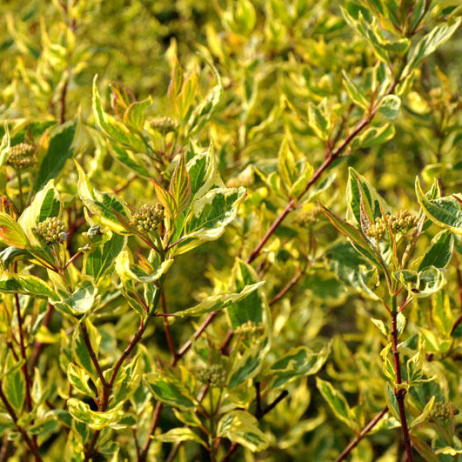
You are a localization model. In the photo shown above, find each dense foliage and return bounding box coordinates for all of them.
[1,1,462,461]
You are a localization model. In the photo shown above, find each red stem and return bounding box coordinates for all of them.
[336,407,388,462]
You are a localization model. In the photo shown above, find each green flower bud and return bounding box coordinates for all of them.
[34,217,66,245]
[7,143,35,169]
[150,116,179,134]
[431,401,452,422]
[131,204,164,233]
[366,217,387,240]
[196,364,227,388]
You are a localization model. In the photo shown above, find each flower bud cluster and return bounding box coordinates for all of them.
[150,117,179,133]
[366,210,418,240]
[390,210,418,234]
[34,217,66,245]
[431,401,451,422]
[131,204,164,233]
[293,209,319,227]
[7,143,35,169]
[196,364,227,388]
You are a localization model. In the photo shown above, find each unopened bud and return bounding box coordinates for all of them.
[7,143,35,169]
[34,217,66,245]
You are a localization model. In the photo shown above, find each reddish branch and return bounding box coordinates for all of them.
[335,407,388,462]
[29,304,55,371]
[13,291,33,413]
[139,310,221,460]
[269,269,303,306]
[83,317,148,460]
[246,79,399,265]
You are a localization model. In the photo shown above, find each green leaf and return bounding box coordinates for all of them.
[316,378,353,428]
[152,181,177,220]
[186,144,223,200]
[154,427,206,447]
[85,232,126,283]
[357,123,395,148]
[308,102,330,140]
[174,187,246,255]
[173,281,264,317]
[346,167,390,229]
[186,57,223,136]
[320,204,382,267]
[0,273,58,299]
[18,181,62,266]
[34,122,77,192]
[0,122,10,167]
[227,259,268,329]
[123,97,152,131]
[76,161,131,234]
[432,290,454,336]
[403,19,462,75]
[416,177,462,233]
[326,241,372,290]
[56,281,96,315]
[418,230,453,270]
[72,319,101,379]
[410,396,435,428]
[67,398,126,430]
[270,344,330,389]
[378,95,401,119]
[217,410,269,452]
[145,375,195,409]
[0,213,29,249]
[92,76,145,152]
[228,350,262,388]
[115,249,173,284]
[169,155,192,215]
[3,354,25,412]
[417,266,445,297]
[342,71,369,109]
[278,136,298,191]
[67,364,94,396]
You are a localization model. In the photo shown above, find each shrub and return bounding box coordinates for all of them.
[0,1,461,461]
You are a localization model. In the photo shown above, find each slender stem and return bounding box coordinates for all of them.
[336,407,388,462]
[390,309,414,462]
[29,304,55,372]
[13,290,33,413]
[246,76,401,265]
[175,311,219,363]
[141,310,225,459]
[161,291,177,361]
[261,390,289,416]
[16,169,24,211]
[247,199,296,264]
[60,79,68,124]
[139,401,163,462]
[450,314,462,337]
[108,318,147,388]
[0,384,42,461]
[80,323,108,394]
[255,382,262,419]
[269,269,303,306]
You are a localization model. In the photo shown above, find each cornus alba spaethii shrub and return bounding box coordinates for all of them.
[0,1,462,461]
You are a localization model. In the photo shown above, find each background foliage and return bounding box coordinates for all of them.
[1,0,462,461]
